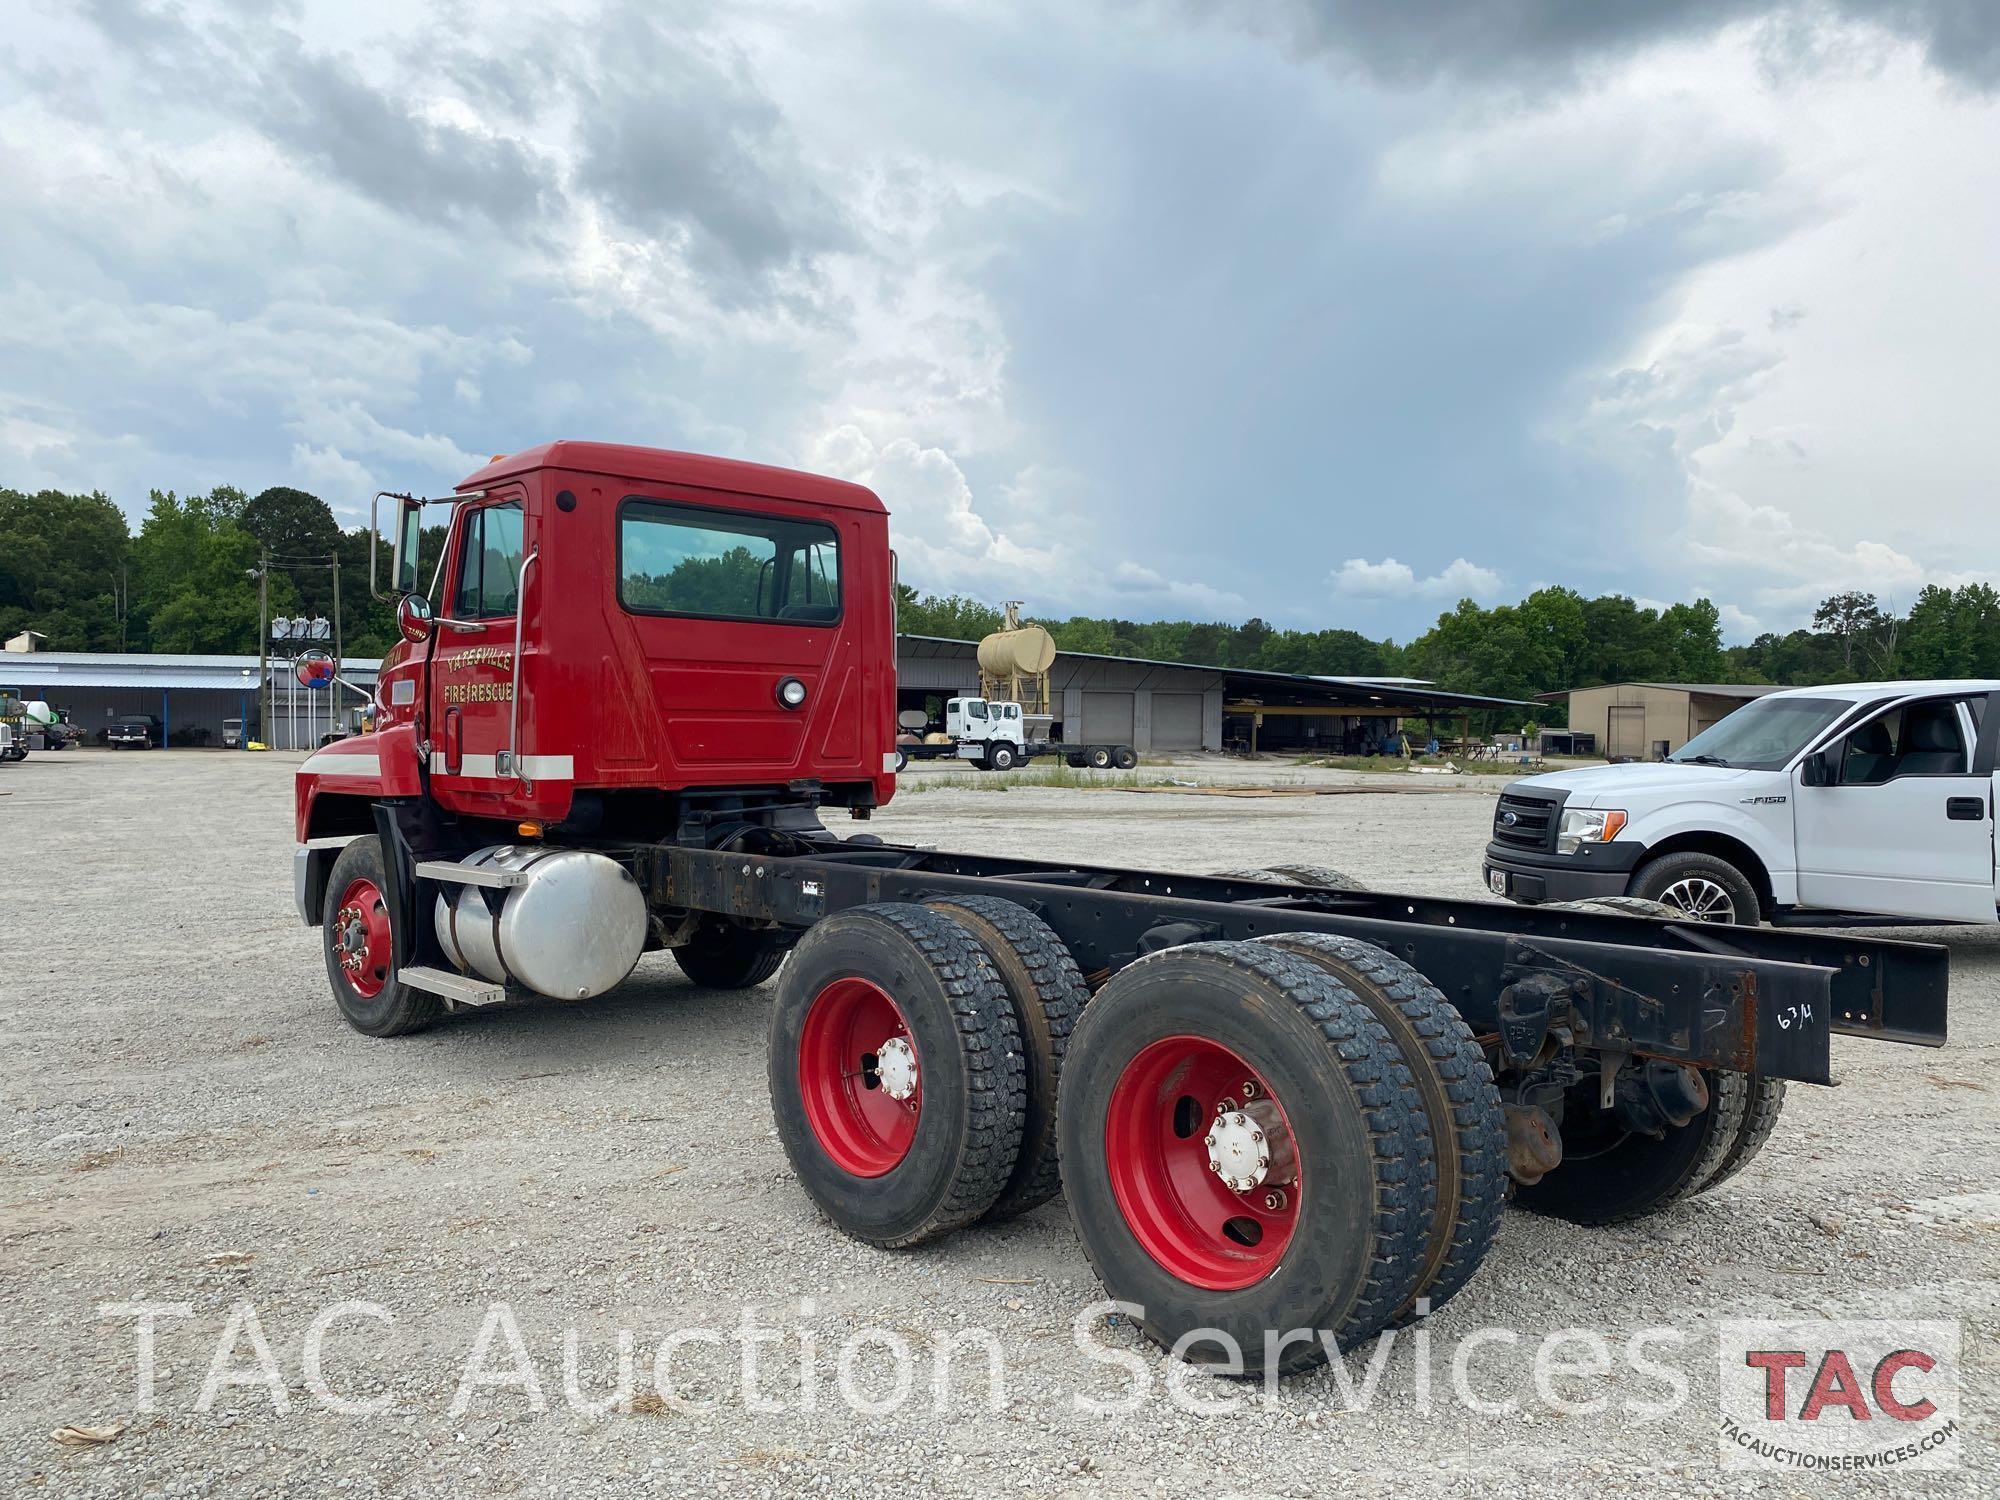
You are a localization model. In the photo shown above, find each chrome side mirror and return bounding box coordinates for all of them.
[397,593,435,645]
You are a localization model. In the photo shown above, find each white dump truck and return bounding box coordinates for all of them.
[1484,678,2000,925]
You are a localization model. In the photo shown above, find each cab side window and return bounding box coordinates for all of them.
[452,502,525,619]
[1837,699,1969,785]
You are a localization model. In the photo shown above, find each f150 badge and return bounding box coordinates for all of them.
[1741,794,1787,805]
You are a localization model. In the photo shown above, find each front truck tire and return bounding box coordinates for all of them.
[673,917,789,990]
[1628,850,1761,925]
[321,835,442,1038]
[925,896,1086,1222]
[769,905,1028,1248]
[1058,941,1431,1379]
[1257,933,1504,1320]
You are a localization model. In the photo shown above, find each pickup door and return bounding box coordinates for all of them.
[1792,691,1999,922]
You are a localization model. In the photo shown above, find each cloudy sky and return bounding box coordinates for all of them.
[4,1,1998,640]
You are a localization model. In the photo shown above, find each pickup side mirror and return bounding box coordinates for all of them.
[1800,749,1834,787]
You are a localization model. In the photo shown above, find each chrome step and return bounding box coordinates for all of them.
[397,964,506,1007]
[415,860,526,890]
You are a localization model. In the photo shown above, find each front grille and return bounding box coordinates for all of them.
[1492,791,1561,852]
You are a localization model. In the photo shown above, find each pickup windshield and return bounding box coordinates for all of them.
[1667,696,1849,771]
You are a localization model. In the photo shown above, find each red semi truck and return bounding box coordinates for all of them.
[295,441,1948,1377]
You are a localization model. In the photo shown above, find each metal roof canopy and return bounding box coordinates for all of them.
[1,652,383,692]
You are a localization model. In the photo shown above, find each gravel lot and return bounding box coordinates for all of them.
[2,750,1994,1497]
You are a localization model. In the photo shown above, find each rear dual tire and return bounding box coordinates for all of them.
[1512,1070,1786,1225]
[1058,941,1438,1377]
[768,905,1029,1248]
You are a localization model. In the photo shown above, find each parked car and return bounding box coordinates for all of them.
[1483,679,2000,926]
[107,715,163,750]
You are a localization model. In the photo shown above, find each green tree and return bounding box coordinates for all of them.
[0,487,132,649]
[129,488,285,653]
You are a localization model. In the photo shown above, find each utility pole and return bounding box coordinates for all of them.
[331,555,344,732]
[256,552,269,746]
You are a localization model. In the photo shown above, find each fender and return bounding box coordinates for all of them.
[1624,798,1799,904]
[294,722,424,842]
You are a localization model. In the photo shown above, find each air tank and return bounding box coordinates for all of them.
[434,846,647,1000]
[977,624,1056,677]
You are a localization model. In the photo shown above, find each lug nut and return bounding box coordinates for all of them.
[1241,1081,1259,1099]
[1263,1189,1288,1211]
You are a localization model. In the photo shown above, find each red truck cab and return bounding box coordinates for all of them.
[296,441,898,844]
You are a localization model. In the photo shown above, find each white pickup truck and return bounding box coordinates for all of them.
[1483,679,2000,926]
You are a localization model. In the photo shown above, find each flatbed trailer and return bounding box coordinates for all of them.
[293,440,1952,1380]
[894,738,1138,771]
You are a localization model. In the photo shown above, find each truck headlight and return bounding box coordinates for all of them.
[1558,808,1627,854]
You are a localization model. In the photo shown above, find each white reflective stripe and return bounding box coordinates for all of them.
[428,752,574,781]
[299,751,381,778]
[883,751,899,773]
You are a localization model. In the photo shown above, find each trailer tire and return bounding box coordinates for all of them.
[1256,933,1504,1320]
[1214,864,1370,894]
[1064,751,1087,768]
[1512,1069,1750,1226]
[1058,941,1430,1376]
[1112,746,1138,770]
[1698,1077,1786,1195]
[321,835,443,1038]
[1542,896,1681,920]
[1087,746,1113,770]
[926,895,1086,1221]
[770,904,1028,1248]
[673,918,789,990]
[1629,852,1761,926]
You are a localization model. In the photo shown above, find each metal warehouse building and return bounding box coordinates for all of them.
[899,636,1526,754]
[1,652,380,750]
[1555,681,1775,761]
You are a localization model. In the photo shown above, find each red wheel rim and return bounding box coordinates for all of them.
[798,978,921,1177]
[1103,1035,1302,1290]
[331,876,393,1000]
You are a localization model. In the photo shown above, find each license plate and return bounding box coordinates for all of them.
[1488,869,1507,895]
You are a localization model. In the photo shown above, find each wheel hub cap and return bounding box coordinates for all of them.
[1204,1098,1295,1193]
[875,1035,919,1100]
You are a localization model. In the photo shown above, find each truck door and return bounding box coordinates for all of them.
[429,488,529,788]
[1792,692,1998,921]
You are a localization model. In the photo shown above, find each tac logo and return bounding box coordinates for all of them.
[1719,1319,1960,1471]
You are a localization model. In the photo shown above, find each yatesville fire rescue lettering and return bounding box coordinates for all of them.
[439,647,514,705]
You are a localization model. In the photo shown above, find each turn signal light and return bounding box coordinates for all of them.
[517,821,543,838]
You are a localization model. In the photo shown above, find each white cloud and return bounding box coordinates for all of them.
[1331,556,1503,601]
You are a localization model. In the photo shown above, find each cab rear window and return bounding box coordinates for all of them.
[618,498,841,624]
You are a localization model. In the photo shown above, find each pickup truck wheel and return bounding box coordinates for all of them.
[1058,941,1429,1376]
[1256,933,1504,1321]
[320,836,442,1038]
[673,917,789,990]
[987,743,1017,771]
[926,895,1087,1222]
[893,748,908,772]
[1513,1069,1749,1225]
[1629,852,1760,925]
[770,904,1028,1247]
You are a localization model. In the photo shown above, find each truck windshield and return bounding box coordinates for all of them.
[1667,697,1850,770]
